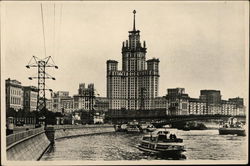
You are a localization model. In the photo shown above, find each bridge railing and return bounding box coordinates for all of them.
[47,124,112,130]
[6,127,45,147]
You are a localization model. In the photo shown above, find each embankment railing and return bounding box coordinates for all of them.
[6,127,45,147]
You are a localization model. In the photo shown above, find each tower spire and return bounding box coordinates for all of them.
[133,10,136,31]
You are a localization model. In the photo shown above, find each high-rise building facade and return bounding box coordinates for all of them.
[107,10,160,110]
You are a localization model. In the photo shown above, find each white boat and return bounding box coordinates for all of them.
[126,124,141,133]
[137,129,185,158]
[126,120,141,133]
[114,124,127,132]
[141,124,157,133]
[219,117,246,136]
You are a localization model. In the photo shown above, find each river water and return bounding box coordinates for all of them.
[41,128,247,161]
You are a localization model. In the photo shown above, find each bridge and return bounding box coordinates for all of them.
[105,109,246,125]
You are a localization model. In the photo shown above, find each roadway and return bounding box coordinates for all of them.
[13,125,36,134]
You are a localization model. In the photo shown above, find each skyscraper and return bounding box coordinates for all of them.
[107,10,160,110]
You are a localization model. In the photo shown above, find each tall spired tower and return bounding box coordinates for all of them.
[107,10,160,110]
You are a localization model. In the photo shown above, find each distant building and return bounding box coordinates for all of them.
[207,104,222,115]
[188,98,207,115]
[106,11,160,110]
[23,86,38,112]
[153,97,167,110]
[229,97,246,116]
[167,88,185,96]
[52,91,72,113]
[93,112,105,124]
[166,88,189,115]
[5,78,23,111]
[95,97,109,112]
[163,88,245,116]
[221,100,237,116]
[199,90,222,115]
[200,90,221,104]
[61,97,74,114]
[73,83,95,111]
[46,98,53,111]
[228,97,244,107]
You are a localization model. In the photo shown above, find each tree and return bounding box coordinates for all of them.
[6,108,17,118]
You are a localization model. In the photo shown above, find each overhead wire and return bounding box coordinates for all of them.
[55,4,63,61]
[40,3,59,98]
[40,3,47,58]
[53,3,56,61]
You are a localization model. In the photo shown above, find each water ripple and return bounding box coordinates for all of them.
[41,129,247,161]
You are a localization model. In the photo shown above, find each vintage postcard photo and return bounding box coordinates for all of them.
[1,0,249,165]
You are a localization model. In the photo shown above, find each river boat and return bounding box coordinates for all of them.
[126,120,141,133]
[219,117,246,136]
[137,129,185,158]
[127,125,141,133]
[143,124,157,133]
[163,124,171,129]
[183,122,207,130]
[173,121,207,131]
[114,124,127,132]
[140,122,157,133]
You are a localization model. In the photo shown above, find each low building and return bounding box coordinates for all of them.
[72,112,81,124]
[5,78,23,111]
[93,112,105,124]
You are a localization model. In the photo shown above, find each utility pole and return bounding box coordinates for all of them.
[26,56,58,125]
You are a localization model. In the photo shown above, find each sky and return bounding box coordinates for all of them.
[2,1,249,101]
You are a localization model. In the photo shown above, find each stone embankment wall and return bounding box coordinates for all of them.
[6,125,115,161]
[7,131,50,160]
[54,125,114,140]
